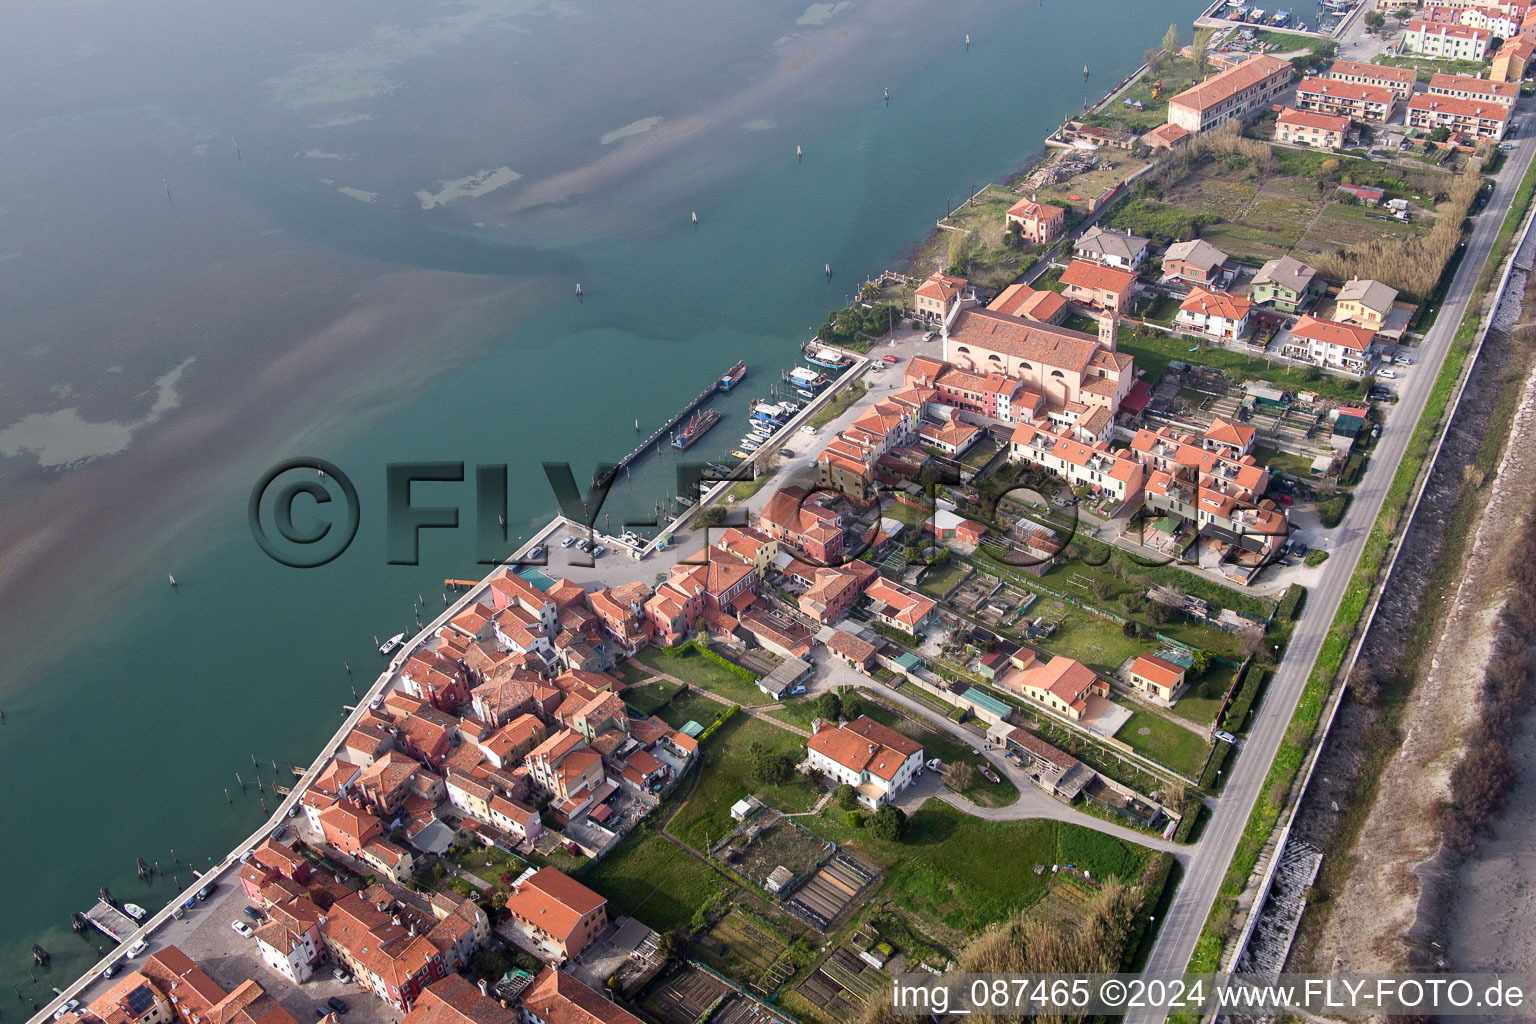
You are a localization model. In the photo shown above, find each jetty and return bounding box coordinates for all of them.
[83,899,137,944]
[592,366,740,489]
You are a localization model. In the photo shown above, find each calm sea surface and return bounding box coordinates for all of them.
[0,0,1205,987]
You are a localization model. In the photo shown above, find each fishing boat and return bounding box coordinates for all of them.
[749,401,790,424]
[803,345,853,371]
[786,367,829,390]
[379,633,405,656]
[718,360,747,391]
[124,904,147,922]
[670,408,722,450]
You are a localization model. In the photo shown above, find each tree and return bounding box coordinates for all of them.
[946,761,978,792]
[1162,22,1181,56]
[1191,649,1212,677]
[470,948,509,980]
[656,929,689,962]
[747,742,794,786]
[868,804,907,841]
[840,693,862,720]
[1122,618,1140,638]
[1395,7,1412,20]
[1191,27,1214,71]
[1364,10,1386,32]
[846,809,866,829]
[836,783,860,811]
[815,691,842,722]
[1145,46,1165,75]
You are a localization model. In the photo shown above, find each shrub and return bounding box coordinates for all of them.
[1222,666,1265,732]
[1198,740,1234,791]
[1277,583,1306,621]
[836,784,859,810]
[868,804,907,841]
[1305,549,1330,567]
[846,810,866,829]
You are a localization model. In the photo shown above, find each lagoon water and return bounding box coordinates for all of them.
[0,0,1205,988]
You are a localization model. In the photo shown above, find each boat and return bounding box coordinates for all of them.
[730,449,753,459]
[719,360,747,391]
[779,400,801,412]
[795,388,816,399]
[803,346,853,371]
[124,904,147,922]
[379,633,405,656]
[786,367,828,389]
[751,428,774,440]
[739,438,763,450]
[749,401,790,424]
[670,408,722,450]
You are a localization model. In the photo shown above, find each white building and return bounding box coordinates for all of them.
[805,716,924,808]
[1402,20,1490,61]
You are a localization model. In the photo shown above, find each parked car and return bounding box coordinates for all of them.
[1396,356,1412,365]
[197,882,216,901]
[778,448,794,458]
[591,544,608,558]
[1277,494,1292,505]
[332,967,352,983]
[1292,542,1309,556]
[182,896,197,910]
[243,905,263,919]
[54,1000,81,1020]
[800,425,817,435]
[922,331,936,341]
[1378,368,1398,379]
[882,354,899,363]
[560,536,577,548]
[125,939,148,959]
[527,543,546,559]
[269,824,286,841]
[327,998,349,1015]
[101,963,120,979]
[1213,730,1238,744]
[231,921,254,938]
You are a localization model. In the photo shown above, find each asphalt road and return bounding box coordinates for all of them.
[1127,102,1536,1020]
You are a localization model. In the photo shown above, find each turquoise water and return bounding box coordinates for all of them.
[0,0,1207,991]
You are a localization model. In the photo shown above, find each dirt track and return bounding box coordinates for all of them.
[1290,267,1536,972]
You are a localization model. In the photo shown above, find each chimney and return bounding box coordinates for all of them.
[479,979,489,997]
[810,718,822,734]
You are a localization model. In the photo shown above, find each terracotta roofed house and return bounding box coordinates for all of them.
[1323,59,1416,100]
[1426,72,1519,108]
[1161,239,1229,286]
[1287,314,1376,374]
[1059,260,1138,313]
[1274,107,1352,150]
[805,715,923,807]
[517,969,644,1024]
[988,282,1070,324]
[913,271,969,322]
[1402,19,1490,59]
[1175,287,1252,341]
[504,867,609,962]
[1167,54,1295,133]
[1130,654,1186,702]
[400,974,517,1024]
[1294,76,1394,122]
[1004,197,1066,245]
[1406,92,1511,139]
[861,576,937,635]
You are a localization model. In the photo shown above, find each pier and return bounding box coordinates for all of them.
[82,900,137,944]
[592,372,726,490]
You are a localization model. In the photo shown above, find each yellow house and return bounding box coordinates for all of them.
[1491,37,1534,83]
[1129,654,1186,703]
[914,272,968,322]
[1335,278,1398,331]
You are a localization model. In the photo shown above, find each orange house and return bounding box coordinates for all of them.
[1059,260,1137,314]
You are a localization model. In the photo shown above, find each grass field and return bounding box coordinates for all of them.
[1253,444,1320,480]
[1117,326,1371,403]
[633,645,767,707]
[669,715,821,851]
[581,832,731,933]
[809,379,869,429]
[655,691,733,731]
[1116,710,1211,777]
[624,679,683,715]
[803,803,1148,934]
[917,559,970,597]
[767,698,822,732]
[616,660,655,685]
[1086,56,1202,133]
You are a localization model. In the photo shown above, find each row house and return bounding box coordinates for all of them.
[1004,197,1066,245]
[397,647,473,712]
[1167,54,1295,133]
[1129,427,1270,504]
[1141,470,1288,558]
[401,975,518,1024]
[918,417,981,456]
[1323,59,1416,100]
[1295,76,1394,122]
[1009,423,1146,508]
[1458,4,1524,38]
[644,556,758,644]
[904,354,1047,424]
[944,308,1135,414]
[503,868,609,962]
[805,716,924,808]
[1403,21,1490,60]
[320,883,489,1011]
[1427,72,1520,109]
[1407,92,1511,139]
[517,969,645,1024]
[356,749,427,816]
[524,729,606,818]
[469,671,541,729]
[759,486,847,564]
[1175,287,1253,341]
[712,525,779,573]
[798,560,878,624]
[585,581,653,655]
[317,799,384,856]
[476,712,546,769]
[1491,36,1534,81]
[1286,314,1376,374]
[1274,107,1351,150]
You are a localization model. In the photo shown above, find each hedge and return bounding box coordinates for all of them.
[1198,740,1234,791]
[662,638,759,682]
[1222,667,1265,733]
[697,704,740,743]
[1276,584,1306,621]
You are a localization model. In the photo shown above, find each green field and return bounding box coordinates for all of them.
[1118,326,1370,403]
[580,832,731,933]
[1253,444,1320,480]
[917,559,971,597]
[633,645,767,707]
[624,679,683,716]
[655,691,733,731]
[669,714,821,850]
[1116,710,1211,777]
[804,803,1148,934]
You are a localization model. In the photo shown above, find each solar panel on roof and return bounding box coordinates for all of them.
[125,986,157,1016]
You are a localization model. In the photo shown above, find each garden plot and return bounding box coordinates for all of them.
[785,853,881,932]
[642,964,735,1024]
[712,812,832,896]
[693,909,796,995]
[795,946,886,1022]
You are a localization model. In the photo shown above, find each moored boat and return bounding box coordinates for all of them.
[731,449,753,459]
[749,400,790,424]
[803,345,853,371]
[124,904,147,922]
[719,360,747,391]
[671,408,722,450]
[379,633,405,656]
[786,367,829,389]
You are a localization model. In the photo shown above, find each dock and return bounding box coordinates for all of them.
[83,900,137,944]
[593,371,729,490]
